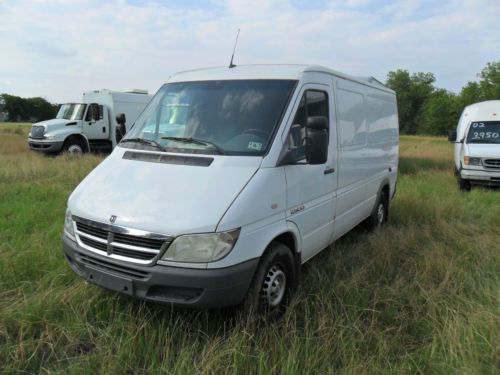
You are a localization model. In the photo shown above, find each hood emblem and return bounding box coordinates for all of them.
[109,215,117,223]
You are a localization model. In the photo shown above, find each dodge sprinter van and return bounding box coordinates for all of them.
[448,100,500,190]
[62,65,399,315]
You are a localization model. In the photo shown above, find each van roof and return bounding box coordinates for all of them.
[168,64,394,93]
[463,100,500,113]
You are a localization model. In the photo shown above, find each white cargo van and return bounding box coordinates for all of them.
[28,89,152,154]
[62,65,399,315]
[448,100,500,190]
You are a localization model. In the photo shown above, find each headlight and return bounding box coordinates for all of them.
[464,156,482,166]
[64,208,76,240]
[161,229,240,263]
[44,134,58,140]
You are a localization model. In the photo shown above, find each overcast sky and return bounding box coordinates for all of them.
[0,0,498,103]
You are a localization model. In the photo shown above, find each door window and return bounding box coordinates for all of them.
[85,104,104,122]
[287,90,329,162]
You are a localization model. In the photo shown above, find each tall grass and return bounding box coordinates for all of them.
[0,125,498,374]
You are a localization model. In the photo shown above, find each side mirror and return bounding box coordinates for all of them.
[305,116,328,164]
[115,113,127,143]
[116,113,126,126]
[448,130,457,142]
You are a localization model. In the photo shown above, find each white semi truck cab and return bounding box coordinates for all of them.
[28,89,152,154]
[448,100,500,190]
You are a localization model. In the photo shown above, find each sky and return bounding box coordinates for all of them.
[0,0,499,103]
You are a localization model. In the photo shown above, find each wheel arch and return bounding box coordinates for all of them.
[260,227,301,286]
[63,133,90,152]
[369,179,391,217]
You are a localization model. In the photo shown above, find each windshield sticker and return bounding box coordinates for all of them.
[248,141,263,151]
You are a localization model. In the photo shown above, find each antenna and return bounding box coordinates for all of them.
[229,29,240,69]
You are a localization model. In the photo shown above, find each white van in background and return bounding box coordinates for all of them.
[28,89,152,154]
[62,65,399,316]
[448,100,500,190]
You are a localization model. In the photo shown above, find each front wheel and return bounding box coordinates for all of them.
[243,242,296,319]
[458,177,471,191]
[63,139,84,155]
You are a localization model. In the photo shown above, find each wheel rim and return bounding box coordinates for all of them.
[261,265,286,308]
[376,203,385,225]
[67,144,83,154]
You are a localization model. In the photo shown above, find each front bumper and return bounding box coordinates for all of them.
[28,138,64,152]
[460,168,500,187]
[62,235,258,308]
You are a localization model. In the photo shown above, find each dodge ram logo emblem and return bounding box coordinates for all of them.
[109,215,117,223]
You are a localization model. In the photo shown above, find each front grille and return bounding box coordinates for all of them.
[77,252,150,280]
[483,159,500,169]
[80,236,107,252]
[30,125,45,139]
[77,222,107,239]
[74,218,172,264]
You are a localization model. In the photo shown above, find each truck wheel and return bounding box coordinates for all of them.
[243,242,296,319]
[458,177,471,191]
[64,139,84,155]
[364,191,388,231]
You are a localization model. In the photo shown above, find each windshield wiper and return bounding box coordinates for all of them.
[120,138,166,152]
[161,137,225,155]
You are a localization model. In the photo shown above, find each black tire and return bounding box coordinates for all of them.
[364,190,388,231]
[243,242,296,320]
[63,138,85,155]
[458,177,471,191]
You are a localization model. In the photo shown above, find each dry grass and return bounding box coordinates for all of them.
[0,126,498,374]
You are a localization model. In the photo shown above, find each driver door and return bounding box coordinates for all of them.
[83,103,108,140]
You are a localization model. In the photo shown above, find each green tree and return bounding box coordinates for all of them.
[459,61,500,107]
[418,89,461,135]
[386,70,435,134]
[478,61,500,99]
[0,93,57,122]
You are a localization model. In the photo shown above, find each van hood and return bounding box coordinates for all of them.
[465,143,500,158]
[69,148,261,236]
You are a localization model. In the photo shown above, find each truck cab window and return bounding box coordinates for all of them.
[288,90,329,161]
[85,104,103,122]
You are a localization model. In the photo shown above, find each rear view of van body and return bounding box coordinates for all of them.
[449,100,500,190]
[62,65,399,316]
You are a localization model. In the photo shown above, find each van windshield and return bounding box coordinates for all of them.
[56,103,87,120]
[466,121,500,144]
[123,80,296,155]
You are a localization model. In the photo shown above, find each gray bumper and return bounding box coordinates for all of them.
[28,139,64,152]
[460,168,500,187]
[62,235,258,308]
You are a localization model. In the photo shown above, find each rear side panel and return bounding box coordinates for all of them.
[332,77,398,239]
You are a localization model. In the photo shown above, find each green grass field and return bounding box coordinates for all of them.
[0,123,498,374]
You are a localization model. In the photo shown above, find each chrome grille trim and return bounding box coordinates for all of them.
[73,216,173,265]
[483,159,500,169]
[30,125,45,139]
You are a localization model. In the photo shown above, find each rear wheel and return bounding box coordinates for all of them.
[243,242,296,319]
[365,191,388,231]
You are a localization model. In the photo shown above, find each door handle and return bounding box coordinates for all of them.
[324,167,335,174]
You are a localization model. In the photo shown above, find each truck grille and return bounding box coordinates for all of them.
[74,217,172,265]
[483,159,500,169]
[30,125,45,139]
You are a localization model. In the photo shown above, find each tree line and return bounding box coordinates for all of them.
[0,94,58,122]
[385,61,500,135]
[1,61,498,133]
